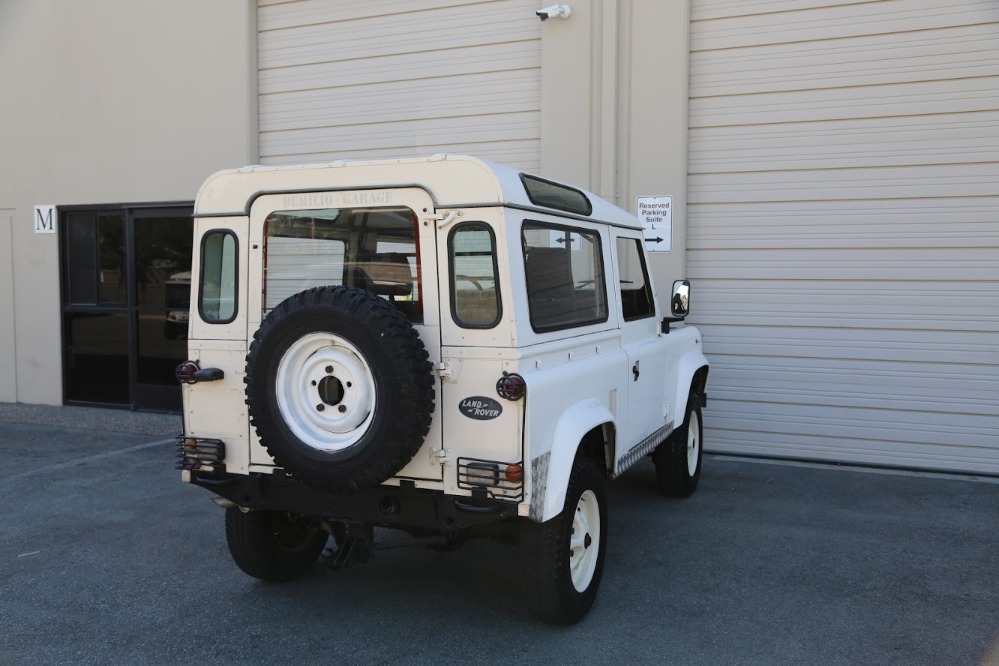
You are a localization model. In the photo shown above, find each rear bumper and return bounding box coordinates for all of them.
[189,471,519,532]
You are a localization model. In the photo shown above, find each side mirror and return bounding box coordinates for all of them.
[671,279,690,318]
[661,279,690,334]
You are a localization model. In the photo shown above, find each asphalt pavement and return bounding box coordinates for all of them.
[1,405,997,665]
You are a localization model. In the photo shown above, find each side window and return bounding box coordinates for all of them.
[199,231,238,323]
[449,223,501,328]
[264,207,422,323]
[616,237,655,321]
[521,222,608,332]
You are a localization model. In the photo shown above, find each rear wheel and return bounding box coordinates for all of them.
[653,392,703,497]
[224,508,328,582]
[521,457,607,624]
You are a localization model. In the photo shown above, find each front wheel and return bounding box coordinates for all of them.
[521,457,607,624]
[224,508,328,582]
[653,392,703,497]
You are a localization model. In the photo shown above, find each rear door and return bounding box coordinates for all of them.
[185,217,251,472]
[247,189,443,483]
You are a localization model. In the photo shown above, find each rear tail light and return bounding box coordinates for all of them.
[176,436,226,472]
[175,361,199,384]
[175,361,224,384]
[496,372,526,401]
[456,457,524,501]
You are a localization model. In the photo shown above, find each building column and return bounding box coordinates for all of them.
[539,0,691,292]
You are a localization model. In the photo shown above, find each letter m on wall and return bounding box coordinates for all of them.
[34,205,56,234]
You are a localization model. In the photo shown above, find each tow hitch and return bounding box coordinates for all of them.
[322,524,375,571]
[321,524,466,571]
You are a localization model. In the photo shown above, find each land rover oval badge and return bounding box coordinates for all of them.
[458,396,503,420]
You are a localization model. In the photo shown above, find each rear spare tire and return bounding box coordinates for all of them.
[245,286,434,490]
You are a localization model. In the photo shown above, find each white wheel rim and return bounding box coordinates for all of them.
[686,409,701,476]
[275,332,376,452]
[569,489,601,593]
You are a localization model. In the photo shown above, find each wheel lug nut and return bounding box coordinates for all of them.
[311,380,317,386]
[316,404,325,411]
[325,366,333,374]
[338,405,347,413]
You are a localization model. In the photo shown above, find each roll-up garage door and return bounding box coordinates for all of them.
[687,1,999,474]
[257,0,541,171]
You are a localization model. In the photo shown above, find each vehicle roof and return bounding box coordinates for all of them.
[194,154,641,230]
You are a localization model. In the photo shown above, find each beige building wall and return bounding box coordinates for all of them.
[540,0,690,306]
[0,211,14,403]
[0,1,257,405]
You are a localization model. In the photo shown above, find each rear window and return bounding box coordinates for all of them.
[522,222,607,332]
[264,207,422,323]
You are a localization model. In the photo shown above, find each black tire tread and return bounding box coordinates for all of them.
[653,392,703,498]
[224,508,327,582]
[521,458,607,624]
[244,286,434,490]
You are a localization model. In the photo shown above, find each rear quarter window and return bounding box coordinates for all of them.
[199,230,238,324]
[449,223,501,328]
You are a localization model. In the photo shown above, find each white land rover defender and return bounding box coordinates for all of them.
[177,155,709,624]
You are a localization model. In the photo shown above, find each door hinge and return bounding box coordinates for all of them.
[424,210,461,229]
[431,447,451,467]
[436,360,458,383]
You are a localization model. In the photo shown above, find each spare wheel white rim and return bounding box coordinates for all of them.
[275,332,376,452]
[569,489,601,592]
[686,409,701,476]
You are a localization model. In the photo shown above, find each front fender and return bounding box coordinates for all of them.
[673,350,709,425]
[531,398,614,523]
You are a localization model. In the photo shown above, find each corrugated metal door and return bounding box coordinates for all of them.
[687,0,999,474]
[257,0,541,171]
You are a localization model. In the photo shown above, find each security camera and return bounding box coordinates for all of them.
[536,4,572,20]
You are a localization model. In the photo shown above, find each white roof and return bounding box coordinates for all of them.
[194,154,641,229]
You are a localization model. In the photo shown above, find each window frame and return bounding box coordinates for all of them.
[521,219,609,334]
[198,228,239,325]
[616,236,656,322]
[448,221,503,329]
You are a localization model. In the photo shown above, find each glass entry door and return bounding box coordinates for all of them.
[132,209,194,410]
[61,205,193,411]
